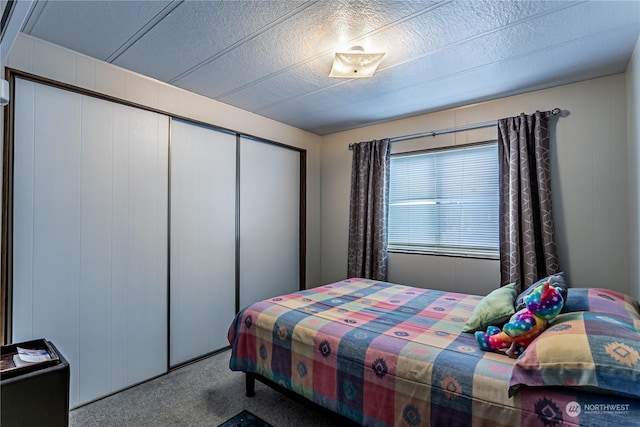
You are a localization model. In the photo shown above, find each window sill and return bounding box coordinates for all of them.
[388,248,499,261]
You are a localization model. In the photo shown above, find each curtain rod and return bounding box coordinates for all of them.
[348,107,562,150]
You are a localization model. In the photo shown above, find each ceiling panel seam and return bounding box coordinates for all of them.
[106,0,184,63]
[0,0,15,40]
[167,0,319,85]
[214,0,451,100]
[375,0,586,74]
[249,0,586,116]
[22,0,45,34]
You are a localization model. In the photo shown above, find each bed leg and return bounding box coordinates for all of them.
[245,372,256,397]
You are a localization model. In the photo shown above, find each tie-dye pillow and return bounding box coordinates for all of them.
[509,311,640,399]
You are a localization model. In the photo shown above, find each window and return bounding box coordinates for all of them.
[388,142,499,258]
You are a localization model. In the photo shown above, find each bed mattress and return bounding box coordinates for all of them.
[228,278,638,426]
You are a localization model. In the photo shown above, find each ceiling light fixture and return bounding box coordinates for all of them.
[329,46,385,79]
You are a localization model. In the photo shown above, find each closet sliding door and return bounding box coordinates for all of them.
[12,79,169,407]
[170,120,236,366]
[239,137,300,309]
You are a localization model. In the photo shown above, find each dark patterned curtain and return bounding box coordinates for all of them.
[497,111,559,293]
[347,139,391,281]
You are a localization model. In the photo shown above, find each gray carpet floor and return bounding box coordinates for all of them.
[69,349,351,427]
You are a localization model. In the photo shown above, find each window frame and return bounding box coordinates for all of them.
[387,140,500,260]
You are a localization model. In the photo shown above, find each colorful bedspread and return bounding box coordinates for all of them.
[228,278,638,427]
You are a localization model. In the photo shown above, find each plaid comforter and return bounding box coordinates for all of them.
[228,278,638,427]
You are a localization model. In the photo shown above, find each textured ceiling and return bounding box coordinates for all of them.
[18,0,640,135]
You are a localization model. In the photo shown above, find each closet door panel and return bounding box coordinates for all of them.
[240,138,300,309]
[170,120,236,366]
[31,83,82,363]
[12,79,36,343]
[13,80,83,405]
[110,104,131,391]
[12,79,169,407]
[123,107,168,383]
[78,96,114,402]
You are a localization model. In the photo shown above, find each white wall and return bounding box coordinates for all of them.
[321,74,631,297]
[628,36,640,301]
[3,34,323,289]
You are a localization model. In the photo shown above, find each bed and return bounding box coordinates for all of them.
[227,277,640,426]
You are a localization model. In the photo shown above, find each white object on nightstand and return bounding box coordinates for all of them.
[0,79,9,106]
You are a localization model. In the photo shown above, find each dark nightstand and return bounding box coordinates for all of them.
[1,339,70,427]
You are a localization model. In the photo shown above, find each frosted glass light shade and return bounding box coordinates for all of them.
[329,50,385,78]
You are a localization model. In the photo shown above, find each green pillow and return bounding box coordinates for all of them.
[462,284,517,333]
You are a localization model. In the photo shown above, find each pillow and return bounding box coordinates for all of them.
[461,284,517,333]
[509,311,640,399]
[562,287,640,320]
[515,272,568,311]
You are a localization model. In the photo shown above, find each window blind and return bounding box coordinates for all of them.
[388,142,499,257]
